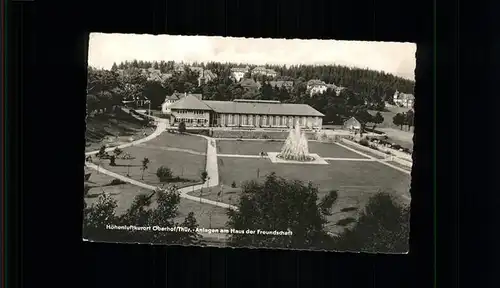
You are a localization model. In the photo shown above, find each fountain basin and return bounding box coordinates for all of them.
[267,152,329,165]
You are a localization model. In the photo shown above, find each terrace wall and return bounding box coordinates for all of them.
[211,129,316,140]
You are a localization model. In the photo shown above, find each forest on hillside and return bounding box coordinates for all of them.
[88,60,414,125]
[112,60,415,101]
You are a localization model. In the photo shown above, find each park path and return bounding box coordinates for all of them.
[217,153,378,162]
[85,111,237,210]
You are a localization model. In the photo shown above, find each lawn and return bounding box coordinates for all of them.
[85,110,155,153]
[187,156,411,235]
[216,157,411,202]
[84,171,154,216]
[146,131,207,153]
[216,140,369,159]
[84,171,230,230]
[97,145,206,188]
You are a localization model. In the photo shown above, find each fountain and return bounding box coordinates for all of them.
[265,122,328,165]
[276,124,315,162]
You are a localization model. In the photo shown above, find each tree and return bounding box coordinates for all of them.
[178,121,186,133]
[141,157,150,180]
[177,212,202,244]
[143,81,168,109]
[121,153,135,177]
[392,113,405,130]
[111,62,118,71]
[200,171,208,183]
[354,109,373,134]
[113,147,123,157]
[405,110,414,131]
[109,155,116,166]
[226,173,336,250]
[333,193,410,253]
[97,145,107,159]
[157,166,173,182]
[372,112,384,130]
[83,192,118,239]
[86,186,204,245]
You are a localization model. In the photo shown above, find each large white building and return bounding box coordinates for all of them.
[167,96,324,129]
[230,67,250,82]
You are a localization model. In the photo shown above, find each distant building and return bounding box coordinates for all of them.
[251,67,278,78]
[307,79,328,96]
[326,83,345,95]
[393,91,415,108]
[197,69,217,86]
[168,96,324,129]
[231,67,250,82]
[307,80,345,96]
[173,63,185,73]
[343,117,361,131]
[269,81,294,90]
[239,78,262,90]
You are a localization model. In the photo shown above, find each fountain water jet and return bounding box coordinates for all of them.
[276,123,315,162]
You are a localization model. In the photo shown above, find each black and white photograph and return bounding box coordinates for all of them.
[83,33,415,253]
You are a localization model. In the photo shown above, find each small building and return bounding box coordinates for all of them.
[269,81,294,90]
[343,117,361,131]
[168,94,212,127]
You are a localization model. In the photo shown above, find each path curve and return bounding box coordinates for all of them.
[85,111,237,210]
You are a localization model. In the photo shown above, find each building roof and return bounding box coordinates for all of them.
[165,92,184,101]
[240,78,261,89]
[307,79,326,86]
[231,67,249,72]
[203,100,324,117]
[269,81,294,88]
[344,117,361,126]
[168,95,213,111]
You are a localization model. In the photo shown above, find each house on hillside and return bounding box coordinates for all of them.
[239,78,262,90]
[251,67,278,78]
[198,69,217,86]
[326,83,345,95]
[173,63,185,73]
[269,81,294,90]
[393,91,415,108]
[343,117,361,132]
[307,79,328,96]
[231,67,250,82]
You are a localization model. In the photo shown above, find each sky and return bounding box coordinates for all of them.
[88,33,416,80]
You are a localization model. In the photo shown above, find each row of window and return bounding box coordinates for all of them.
[220,114,320,126]
[175,110,205,115]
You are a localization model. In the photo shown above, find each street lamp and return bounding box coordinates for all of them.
[145,100,151,115]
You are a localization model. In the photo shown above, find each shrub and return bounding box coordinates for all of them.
[157,166,174,182]
[359,139,369,146]
[231,181,237,188]
[110,178,126,185]
[178,121,186,133]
